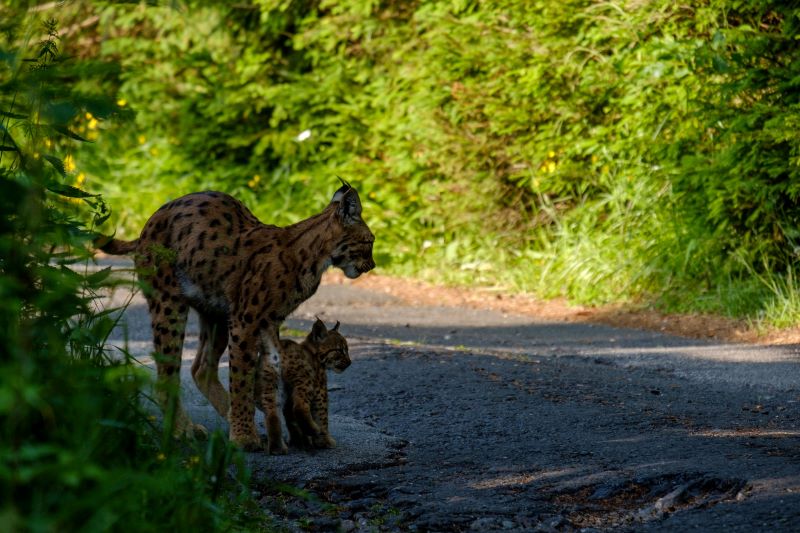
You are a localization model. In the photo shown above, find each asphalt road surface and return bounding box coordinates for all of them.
[101,259,800,532]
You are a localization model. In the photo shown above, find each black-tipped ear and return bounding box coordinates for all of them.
[333,320,340,331]
[309,318,327,342]
[331,177,351,204]
[336,188,362,225]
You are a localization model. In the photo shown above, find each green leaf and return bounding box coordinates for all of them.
[46,183,97,198]
[86,266,113,284]
[44,154,66,176]
[0,110,26,119]
[50,125,90,142]
[94,210,112,226]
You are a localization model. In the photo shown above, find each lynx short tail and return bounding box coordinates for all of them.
[95,236,139,255]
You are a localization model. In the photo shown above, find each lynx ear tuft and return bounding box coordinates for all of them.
[331,177,352,203]
[333,320,340,331]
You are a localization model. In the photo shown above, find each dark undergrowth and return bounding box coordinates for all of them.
[0,8,267,531]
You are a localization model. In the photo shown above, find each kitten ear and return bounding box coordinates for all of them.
[310,317,328,342]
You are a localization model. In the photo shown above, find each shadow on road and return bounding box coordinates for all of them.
[102,272,800,531]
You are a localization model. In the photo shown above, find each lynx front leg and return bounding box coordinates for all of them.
[311,386,336,448]
[227,320,262,452]
[259,326,288,454]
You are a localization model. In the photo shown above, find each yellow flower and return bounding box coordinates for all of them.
[88,118,98,130]
[117,98,127,107]
[156,452,166,461]
[44,139,52,149]
[601,165,610,174]
[75,172,86,186]
[64,154,76,173]
[252,174,261,183]
[149,147,159,157]
[85,112,94,121]
[368,191,377,199]
[591,155,598,163]
[546,160,556,173]
[548,150,556,158]
[137,135,146,145]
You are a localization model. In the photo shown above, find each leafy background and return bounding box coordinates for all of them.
[70,0,800,324]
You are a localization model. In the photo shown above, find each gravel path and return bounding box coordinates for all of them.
[102,260,800,532]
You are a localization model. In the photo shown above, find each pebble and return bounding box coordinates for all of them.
[345,497,380,512]
[313,517,341,531]
[471,517,497,530]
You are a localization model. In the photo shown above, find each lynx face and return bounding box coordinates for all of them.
[317,329,351,374]
[330,184,376,279]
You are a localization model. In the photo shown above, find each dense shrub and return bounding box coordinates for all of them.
[71,0,800,320]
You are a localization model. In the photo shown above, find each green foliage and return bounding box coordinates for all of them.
[0,8,263,532]
[67,0,800,323]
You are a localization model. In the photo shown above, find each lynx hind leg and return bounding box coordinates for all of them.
[292,386,322,439]
[146,285,206,440]
[283,394,312,449]
[191,314,230,419]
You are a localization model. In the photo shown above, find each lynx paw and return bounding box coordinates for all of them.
[313,433,336,449]
[174,420,208,441]
[268,438,289,455]
[230,430,262,452]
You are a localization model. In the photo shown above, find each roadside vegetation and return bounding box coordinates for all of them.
[63,0,800,327]
[0,6,263,531]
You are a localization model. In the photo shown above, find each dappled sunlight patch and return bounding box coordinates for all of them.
[469,468,582,490]
[590,344,800,364]
[692,428,800,439]
[550,473,748,530]
[603,435,655,444]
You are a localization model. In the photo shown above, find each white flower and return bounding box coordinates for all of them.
[296,129,312,142]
